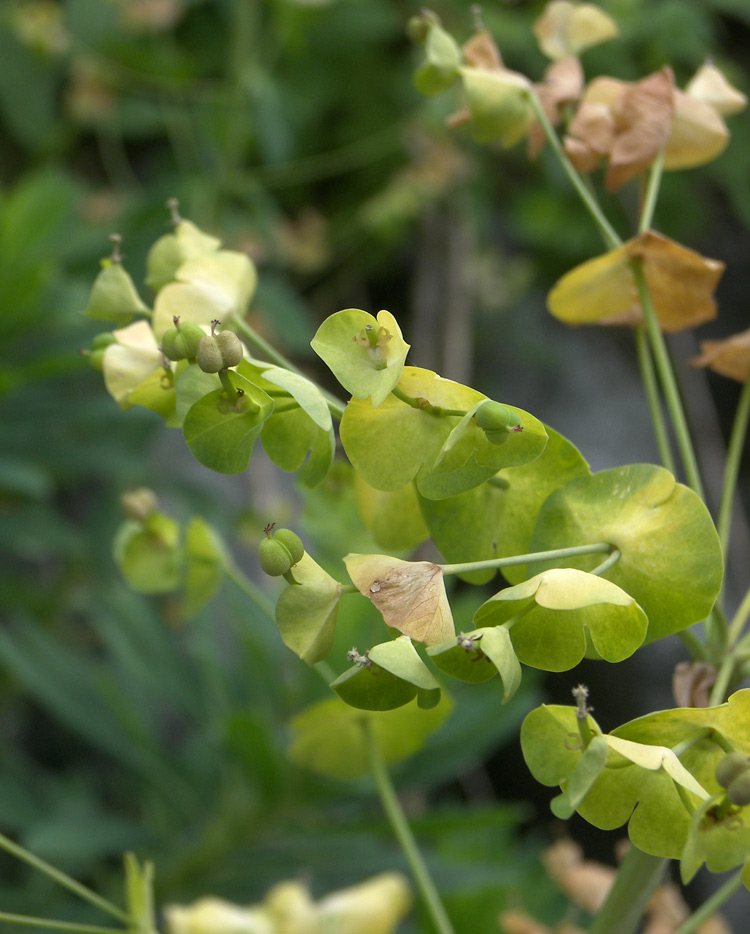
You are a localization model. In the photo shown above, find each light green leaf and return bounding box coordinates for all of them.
[419,427,590,584]
[112,514,181,595]
[182,373,273,474]
[174,364,221,424]
[354,476,429,552]
[275,554,341,665]
[287,694,453,780]
[474,568,648,671]
[551,734,608,819]
[182,517,228,618]
[527,464,723,642]
[146,219,221,293]
[311,309,410,407]
[414,21,461,96]
[427,626,521,702]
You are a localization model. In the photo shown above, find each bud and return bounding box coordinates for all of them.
[727,771,750,807]
[715,751,750,789]
[161,319,206,362]
[87,331,116,371]
[84,256,151,325]
[258,525,305,577]
[475,399,521,444]
[414,16,462,97]
[196,323,243,373]
[460,67,534,146]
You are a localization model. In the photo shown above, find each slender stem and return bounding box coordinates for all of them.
[709,654,736,707]
[439,542,611,577]
[0,914,124,934]
[634,328,675,473]
[226,562,277,621]
[677,627,709,661]
[630,261,705,500]
[391,386,466,418]
[0,832,130,925]
[590,548,621,576]
[673,869,744,934]
[228,315,347,420]
[364,720,456,934]
[717,378,750,556]
[638,151,664,234]
[525,88,621,251]
[588,847,666,934]
[728,585,750,646]
[340,583,359,595]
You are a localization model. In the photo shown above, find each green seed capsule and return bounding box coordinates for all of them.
[475,400,520,444]
[727,771,750,806]
[196,335,224,373]
[259,537,294,577]
[273,528,304,565]
[215,330,243,368]
[715,751,750,789]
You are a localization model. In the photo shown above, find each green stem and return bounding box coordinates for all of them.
[717,377,750,557]
[391,386,466,418]
[0,832,130,925]
[226,562,277,621]
[709,654,736,706]
[638,150,664,234]
[634,327,675,473]
[525,88,621,250]
[364,721,456,934]
[590,548,621,576]
[728,585,750,646]
[439,542,611,577]
[673,869,743,934]
[630,261,705,500]
[0,914,124,934]
[677,627,709,661]
[227,315,347,420]
[588,846,666,934]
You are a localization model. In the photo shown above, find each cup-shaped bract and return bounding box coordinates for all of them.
[84,260,151,326]
[275,553,342,665]
[427,626,521,702]
[413,16,462,97]
[534,0,618,60]
[474,568,648,671]
[146,219,221,293]
[460,66,534,147]
[311,309,410,407]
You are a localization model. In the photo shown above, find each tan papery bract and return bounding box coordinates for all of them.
[691,328,750,383]
[686,61,748,117]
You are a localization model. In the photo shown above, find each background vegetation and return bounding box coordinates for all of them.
[2,0,750,929]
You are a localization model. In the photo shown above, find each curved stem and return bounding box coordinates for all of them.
[717,377,750,556]
[226,562,277,621]
[677,627,709,661]
[709,654,736,707]
[525,89,621,251]
[728,584,750,646]
[634,328,675,473]
[638,151,664,234]
[588,846,666,934]
[364,720,456,934]
[0,914,124,934]
[630,261,704,500]
[673,869,743,934]
[590,548,621,576]
[0,832,130,925]
[439,542,611,577]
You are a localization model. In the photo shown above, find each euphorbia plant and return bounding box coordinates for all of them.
[8,2,750,933]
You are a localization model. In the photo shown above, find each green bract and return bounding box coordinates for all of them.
[474,569,648,671]
[427,627,521,702]
[113,512,181,595]
[332,636,441,711]
[287,694,453,780]
[311,309,410,407]
[274,554,342,665]
[182,372,273,474]
[238,360,335,487]
[460,66,535,147]
[522,690,750,860]
[84,260,151,325]
[354,475,429,552]
[527,464,723,642]
[419,427,589,584]
[413,19,462,96]
[340,367,547,499]
[182,517,228,618]
[146,219,221,293]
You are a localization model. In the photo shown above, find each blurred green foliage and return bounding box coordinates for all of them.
[0,0,749,928]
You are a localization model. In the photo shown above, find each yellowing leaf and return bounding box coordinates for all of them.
[547,231,724,333]
[344,554,454,645]
[534,1,618,61]
[691,329,750,383]
[605,735,709,801]
[686,62,747,117]
[664,90,729,170]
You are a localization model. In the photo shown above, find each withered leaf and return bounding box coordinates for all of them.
[529,57,584,158]
[462,29,503,71]
[672,661,716,708]
[664,90,729,170]
[344,554,455,645]
[691,328,750,383]
[533,1,618,61]
[686,62,748,117]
